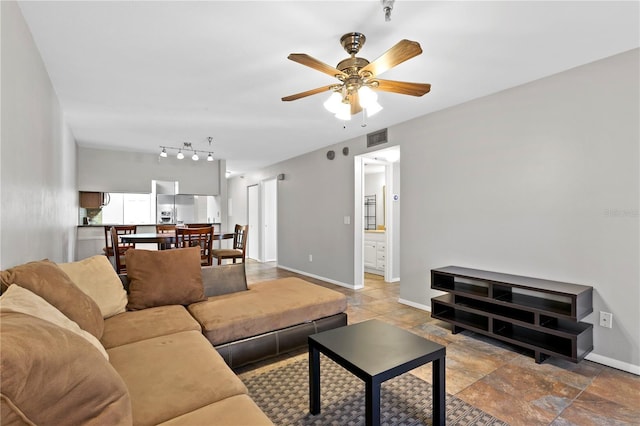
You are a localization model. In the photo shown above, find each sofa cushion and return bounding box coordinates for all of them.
[201,263,248,297]
[0,259,104,339]
[126,247,206,310]
[107,330,247,426]
[101,305,201,349]
[157,395,273,426]
[0,312,132,426]
[188,277,348,345]
[57,255,128,318]
[0,284,108,359]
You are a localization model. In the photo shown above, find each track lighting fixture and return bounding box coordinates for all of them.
[159,138,216,163]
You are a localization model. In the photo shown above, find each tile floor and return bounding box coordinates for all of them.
[240,260,640,426]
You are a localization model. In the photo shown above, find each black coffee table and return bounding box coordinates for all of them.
[308,319,446,426]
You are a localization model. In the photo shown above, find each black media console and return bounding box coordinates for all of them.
[430,266,593,363]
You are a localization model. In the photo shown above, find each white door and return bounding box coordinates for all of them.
[247,184,260,261]
[262,178,277,262]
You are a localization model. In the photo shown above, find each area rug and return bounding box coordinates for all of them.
[243,356,509,426]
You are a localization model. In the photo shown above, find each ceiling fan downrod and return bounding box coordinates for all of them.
[382,0,395,22]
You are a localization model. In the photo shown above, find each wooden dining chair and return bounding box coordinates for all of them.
[186,223,223,233]
[211,224,248,265]
[156,224,176,249]
[110,226,129,274]
[176,226,214,266]
[103,225,137,257]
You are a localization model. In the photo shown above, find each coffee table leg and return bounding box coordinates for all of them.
[433,356,446,426]
[365,379,381,426]
[309,344,320,415]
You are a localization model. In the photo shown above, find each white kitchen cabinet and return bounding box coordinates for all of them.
[364,241,377,269]
[376,242,385,271]
[364,231,385,275]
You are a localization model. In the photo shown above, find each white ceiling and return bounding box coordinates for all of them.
[18,1,639,174]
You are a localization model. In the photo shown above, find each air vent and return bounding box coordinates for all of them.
[367,128,388,148]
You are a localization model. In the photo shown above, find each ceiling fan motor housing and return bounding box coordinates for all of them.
[337,57,370,75]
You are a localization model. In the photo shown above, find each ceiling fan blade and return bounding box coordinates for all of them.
[350,91,362,115]
[288,54,347,79]
[360,40,422,77]
[374,79,431,97]
[281,84,335,102]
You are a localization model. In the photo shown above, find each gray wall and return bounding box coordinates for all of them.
[401,49,638,371]
[78,146,222,195]
[229,49,639,372]
[1,1,78,268]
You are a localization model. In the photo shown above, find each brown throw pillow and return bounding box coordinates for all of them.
[201,263,248,297]
[0,259,104,339]
[0,312,132,426]
[126,247,205,310]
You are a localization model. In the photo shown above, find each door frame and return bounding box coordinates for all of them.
[354,146,400,287]
[246,178,279,263]
[246,184,260,261]
[261,177,278,262]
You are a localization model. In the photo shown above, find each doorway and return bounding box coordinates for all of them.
[246,178,278,263]
[354,146,400,288]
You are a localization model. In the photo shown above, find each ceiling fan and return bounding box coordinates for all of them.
[282,32,431,120]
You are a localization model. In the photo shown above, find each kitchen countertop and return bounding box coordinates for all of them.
[78,223,222,228]
[78,224,164,228]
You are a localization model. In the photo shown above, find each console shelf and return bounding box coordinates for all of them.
[431,266,593,363]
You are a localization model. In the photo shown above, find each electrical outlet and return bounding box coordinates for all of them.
[599,311,613,328]
[308,254,313,262]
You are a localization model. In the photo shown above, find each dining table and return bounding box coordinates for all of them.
[120,232,235,250]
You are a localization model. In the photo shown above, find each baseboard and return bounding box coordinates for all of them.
[276,264,361,290]
[398,298,431,312]
[586,352,640,376]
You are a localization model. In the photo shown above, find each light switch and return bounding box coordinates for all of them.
[344,216,351,225]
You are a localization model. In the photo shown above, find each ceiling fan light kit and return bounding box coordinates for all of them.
[282,31,430,122]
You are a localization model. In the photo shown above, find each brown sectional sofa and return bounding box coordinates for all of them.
[0,249,348,425]
[190,275,348,367]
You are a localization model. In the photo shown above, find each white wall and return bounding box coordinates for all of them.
[0,1,78,268]
[229,49,639,371]
[77,146,221,195]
